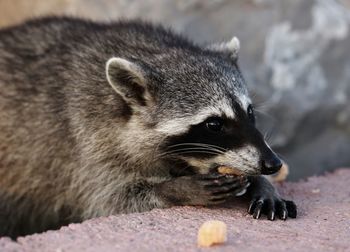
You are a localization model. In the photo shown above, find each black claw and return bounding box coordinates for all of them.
[246,184,297,221]
[248,199,256,214]
[282,210,288,220]
[266,199,275,220]
[245,176,297,221]
[253,200,264,219]
[247,197,297,221]
[253,209,261,219]
[268,211,275,221]
[276,200,287,220]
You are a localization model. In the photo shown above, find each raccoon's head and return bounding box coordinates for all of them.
[105,36,282,176]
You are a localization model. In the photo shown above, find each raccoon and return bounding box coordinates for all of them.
[0,17,297,238]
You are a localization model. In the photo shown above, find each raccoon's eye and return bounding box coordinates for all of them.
[205,118,224,132]
[247,104,255,125]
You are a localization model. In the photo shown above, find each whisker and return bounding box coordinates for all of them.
[264,128,277,143]
[275,151,287,161]
[253,96,276,110]
[160,150,223,158]
[166,143,227,152]
[159,148,224,158]
[160,147,224,156]
[149,135,168,164]
[263,130,269,141]
[170,146,224,154]
[254,109,276,121]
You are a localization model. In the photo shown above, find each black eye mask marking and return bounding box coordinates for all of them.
[247,104,256,125]
[163,123,249,160]
[205,117,224,132]
[161,101,262,161]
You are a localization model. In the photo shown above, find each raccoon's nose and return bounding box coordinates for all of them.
[262,156,282,175]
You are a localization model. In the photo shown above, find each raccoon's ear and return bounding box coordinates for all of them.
[106,57,151,106]
[207,36,240,61]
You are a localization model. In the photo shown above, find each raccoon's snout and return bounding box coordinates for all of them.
[261,153,282,175]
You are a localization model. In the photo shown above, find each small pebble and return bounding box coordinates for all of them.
[311,188,320,194]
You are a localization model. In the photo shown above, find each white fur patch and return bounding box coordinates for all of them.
[155,103,235,135]
[106,57,145,91]
[226,36,240,56]
[238,95,252,111]
[106,57,154,107]
[208,36,240,58]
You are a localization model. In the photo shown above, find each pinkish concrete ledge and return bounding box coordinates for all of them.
[1,169,350,252]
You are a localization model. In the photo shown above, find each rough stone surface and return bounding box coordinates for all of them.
[1,0,349,179]
[0,169,349,252]
[0,2,349,251]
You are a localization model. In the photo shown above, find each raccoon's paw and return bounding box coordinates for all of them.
[157,174,250,207]
[248,196,297,221]
[195,173,250,205]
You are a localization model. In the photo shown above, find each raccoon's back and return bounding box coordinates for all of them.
[0,23,69,165]
[0,19,81,219]
[0,17,149,178]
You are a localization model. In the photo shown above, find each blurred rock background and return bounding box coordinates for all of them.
[0,0,349,180]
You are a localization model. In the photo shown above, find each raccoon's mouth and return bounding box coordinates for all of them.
[213,165,251,196]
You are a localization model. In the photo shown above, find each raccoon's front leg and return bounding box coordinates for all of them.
[246,176,297,220]
[113,174,248,213]
[156,174,249,206]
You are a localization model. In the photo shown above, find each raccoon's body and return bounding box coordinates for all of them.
[0,17,296,238]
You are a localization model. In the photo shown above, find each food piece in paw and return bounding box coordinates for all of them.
[217,166,248,196]
[197,220,227,247]
[217,166,243,176]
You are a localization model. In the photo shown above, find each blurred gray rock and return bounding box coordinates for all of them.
[1,0,349,179]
